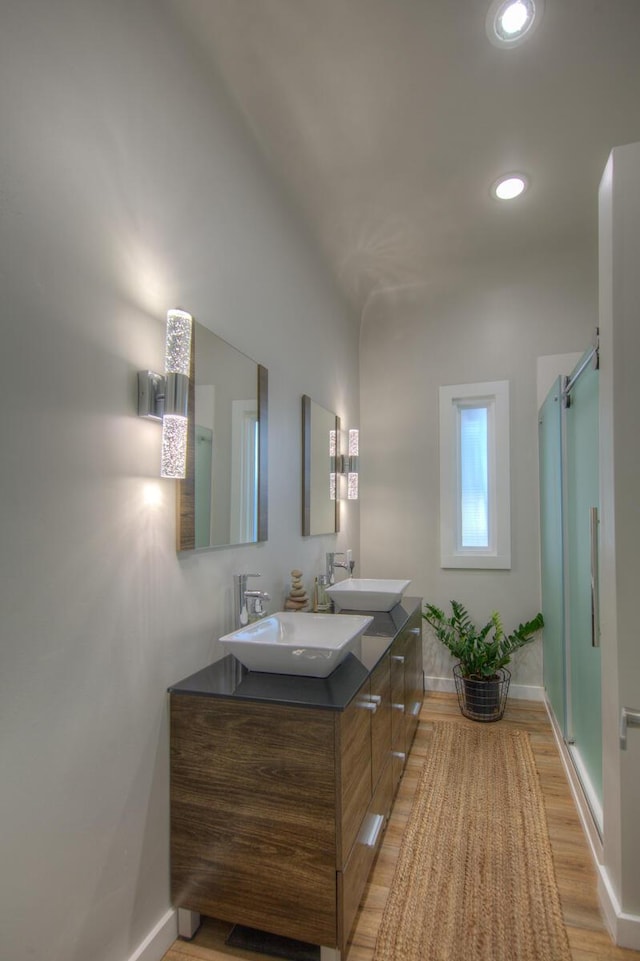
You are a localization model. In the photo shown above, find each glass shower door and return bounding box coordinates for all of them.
[564,357,602,828]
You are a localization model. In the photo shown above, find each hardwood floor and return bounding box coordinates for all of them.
[162,692,640,961]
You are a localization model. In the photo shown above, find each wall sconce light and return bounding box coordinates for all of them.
[329,429,337,501]
[336,428,359,500]
[347,428,359,500]
[137,308,193,479]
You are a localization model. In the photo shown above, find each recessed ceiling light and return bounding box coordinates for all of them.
[486,0,543,47]
[491,174,529,200]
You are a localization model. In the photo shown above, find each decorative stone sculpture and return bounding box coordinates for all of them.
[284,569,310,611]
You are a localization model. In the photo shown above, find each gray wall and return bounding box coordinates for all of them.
[0,2,359,960]
[359,243,596,690]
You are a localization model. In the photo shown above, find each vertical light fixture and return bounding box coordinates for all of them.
[329,428,337,501]
[334,428,359,500]
[347,429,359,500]
[137,308,193,480]
[161,309,192,478]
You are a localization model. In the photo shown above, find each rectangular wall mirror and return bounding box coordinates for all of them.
[178,322,268,551]
[302,395,339,536]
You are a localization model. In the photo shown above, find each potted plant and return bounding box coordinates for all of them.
[422,601,544,721]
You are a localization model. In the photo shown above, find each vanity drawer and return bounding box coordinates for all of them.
[337,757,393,953]
[336,684,373,866]
[370,654,391,790]
[390,639,406,760]
[404,619,423,753]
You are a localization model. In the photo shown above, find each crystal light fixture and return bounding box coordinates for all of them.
[329,428,337,501]
[335,428,359,501]
[347,429,359,501]
[160,309,192,478]
[137,308,193,480]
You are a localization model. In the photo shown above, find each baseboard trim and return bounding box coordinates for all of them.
[425,675,544,701]
[126,908,177,961]
[598,866,640,950]
[544,699,640,949]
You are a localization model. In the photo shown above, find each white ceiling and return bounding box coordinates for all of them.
[169,0,640,317]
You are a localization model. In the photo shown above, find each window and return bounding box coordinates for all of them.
[439,380,511,569]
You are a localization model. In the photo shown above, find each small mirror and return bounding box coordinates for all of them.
[178,322,268,551]
[302,395,339,536]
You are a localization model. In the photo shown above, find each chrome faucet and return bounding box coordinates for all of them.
[326,550,354,585]
[233,573,270,628]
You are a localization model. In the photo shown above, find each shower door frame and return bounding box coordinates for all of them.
[561,345,602,835]
[539,337,603,839]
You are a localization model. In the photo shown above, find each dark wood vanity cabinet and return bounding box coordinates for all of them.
[170,696,338,947]
[169,601,424,956]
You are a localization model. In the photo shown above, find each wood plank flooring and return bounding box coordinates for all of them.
[161,693,640,961]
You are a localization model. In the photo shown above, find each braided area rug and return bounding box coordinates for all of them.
[372,723,571,961]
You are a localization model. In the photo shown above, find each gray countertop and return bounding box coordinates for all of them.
[168,596,422,711]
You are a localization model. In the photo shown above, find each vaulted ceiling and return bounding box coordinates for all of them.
[169,0,640,317]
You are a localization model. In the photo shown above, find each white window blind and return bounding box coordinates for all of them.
[459,405,489,548]
[439,381,511,569]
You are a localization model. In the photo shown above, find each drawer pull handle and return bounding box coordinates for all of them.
[392,655,405,664]
[409,627,421,636]
[369,694,382,704]
[392,751,406,762]
[392,702,405,712]
[360,812,385,849]
[359,700,378,713]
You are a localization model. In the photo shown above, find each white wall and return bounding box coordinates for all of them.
[360,244,596,691]
[598,142,640,944]
[0,2,359,960]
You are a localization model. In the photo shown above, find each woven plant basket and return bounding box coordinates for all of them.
[453,664,511,722]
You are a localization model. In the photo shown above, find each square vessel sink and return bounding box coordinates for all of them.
[325,578,411,612]
[219,611,373,677]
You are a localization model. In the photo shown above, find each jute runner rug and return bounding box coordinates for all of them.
[372,723,572,961]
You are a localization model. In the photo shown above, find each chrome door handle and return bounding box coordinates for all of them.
[392,655,405,664]
[620,708,640,749]
[590,507,600,648]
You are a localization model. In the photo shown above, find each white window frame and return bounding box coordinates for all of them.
[439,380,511,569]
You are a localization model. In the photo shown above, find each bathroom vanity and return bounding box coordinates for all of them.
[169,597,423,959]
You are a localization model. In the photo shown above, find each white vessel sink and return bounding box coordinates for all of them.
[326,578,411,612]
[219,611,373,677]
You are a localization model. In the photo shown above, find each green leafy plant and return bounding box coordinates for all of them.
[422,600,544,679]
